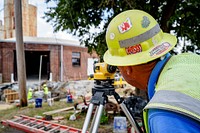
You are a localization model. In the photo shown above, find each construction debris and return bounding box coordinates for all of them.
[0,80,94,103]
[0,83,18,101]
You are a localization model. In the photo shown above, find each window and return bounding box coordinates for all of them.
[72,52,81,66]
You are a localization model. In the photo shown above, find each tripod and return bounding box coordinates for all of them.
[82,85,142,133]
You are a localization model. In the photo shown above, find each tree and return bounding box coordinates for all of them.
[44,0,200,60]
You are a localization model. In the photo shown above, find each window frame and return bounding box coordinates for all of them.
[72,52,81,67]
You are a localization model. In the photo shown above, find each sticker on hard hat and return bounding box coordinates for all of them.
[149,42,171,56]
[118,18,132,33]
[141,16,150,28]
[125,44,142,55]
[110,33,115,40]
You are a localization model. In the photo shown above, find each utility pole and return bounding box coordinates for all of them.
[14,0,27,107]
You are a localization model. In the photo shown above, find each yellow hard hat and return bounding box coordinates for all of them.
[104,10,177,66]
[43,84,47,87]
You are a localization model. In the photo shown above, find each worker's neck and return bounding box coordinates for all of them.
[139,60,158,91]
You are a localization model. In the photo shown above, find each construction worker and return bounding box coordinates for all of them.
[103,10,200,133]
[27,88,33,100]
[43,83,49,102]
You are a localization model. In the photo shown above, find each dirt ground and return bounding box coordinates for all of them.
[0,102,25,133]
[0,102,14,111]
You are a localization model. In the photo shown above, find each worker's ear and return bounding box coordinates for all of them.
[126,66,132,75]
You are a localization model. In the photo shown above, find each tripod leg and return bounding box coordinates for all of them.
[120,102,141,133]
[91,104,104,133]
[82,103,94,133]
[89,106,99,132]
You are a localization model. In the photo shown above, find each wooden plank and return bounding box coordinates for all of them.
[4,90,19,95]
[43,106,74,115]
[4,89,19,103]
[4,92,18,95]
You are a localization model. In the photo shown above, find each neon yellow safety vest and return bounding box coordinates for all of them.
[44,86,48,95]
[143,53,200,132]
[28,91,32,100]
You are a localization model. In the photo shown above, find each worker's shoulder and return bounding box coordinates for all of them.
[174,53,199,58]
[170,53,200,63]
[182,52,198,55]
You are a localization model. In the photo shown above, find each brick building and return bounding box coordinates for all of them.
[0,37,98,83]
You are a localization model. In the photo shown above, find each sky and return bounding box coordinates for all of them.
[0,0,79,41]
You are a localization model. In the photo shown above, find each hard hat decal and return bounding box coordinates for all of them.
[125,44,142,55]
[149,42,171,56]
[119,24,160,48]
[118,18,132,33]
[110,33,115,40]
[141,16,150,28]
[152,36,159,45]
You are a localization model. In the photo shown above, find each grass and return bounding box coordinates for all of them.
[0,100,114,133]
[0,100,83,132]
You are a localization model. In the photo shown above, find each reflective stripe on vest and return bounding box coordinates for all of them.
[144,90,200,122]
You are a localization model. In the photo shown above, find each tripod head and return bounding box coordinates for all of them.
[91,84,124,107]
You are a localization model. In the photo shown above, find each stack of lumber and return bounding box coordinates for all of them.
[4,89,19,103]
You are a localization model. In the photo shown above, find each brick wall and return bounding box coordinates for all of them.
[63,46,95,81]
[0,44,2,73]
[0,41,98,82]
[1,42,15,82]
[49,45,60,81]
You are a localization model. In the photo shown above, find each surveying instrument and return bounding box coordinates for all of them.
[82,63,143,133]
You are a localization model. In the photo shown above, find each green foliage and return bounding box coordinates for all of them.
[100,110,109,124]
[44,0,200,58]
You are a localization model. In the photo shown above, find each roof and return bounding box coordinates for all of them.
[0,36,85,47]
